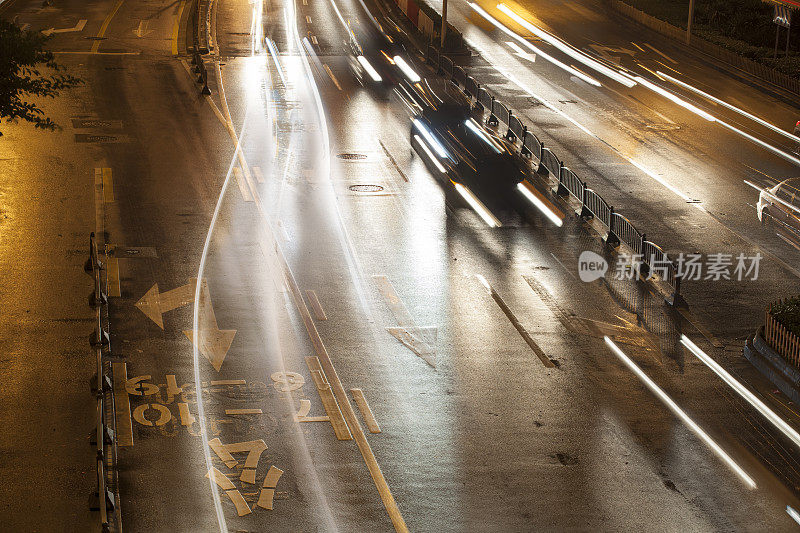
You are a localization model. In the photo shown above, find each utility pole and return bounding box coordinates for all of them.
[686,0,695,44]
[440,0,448,49]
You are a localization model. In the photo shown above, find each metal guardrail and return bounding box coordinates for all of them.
[426,44,440,69]
[539,148,560,177]
[522,130,541,160]
[610,212,643,255]
[464,75,478,98]
[583,188,612,228]
[453,65,466,87]
[478,87,493,117]
[508,115,525,143]
[441,55,454,78]
[557,166,584,201]
[491,100,510,126]
[85,232,118,532]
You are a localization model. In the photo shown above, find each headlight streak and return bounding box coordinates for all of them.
[604,337,757,489]
[468,2,602,87]
[413,119,449,158]
[496,3,636,88]
[716,118,800,167]
[681,335,800,450]
[788,505,800,525]
[357,55,383,82]
[657,70,800,146]
[465,118,502,153]
[413,134,447,173]
[393,55,421,82]
[266,39,288,86]
[517,181,563,226]
[633,76,716,121]
[454,182,502,227]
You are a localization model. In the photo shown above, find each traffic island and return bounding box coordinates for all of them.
[744,298,800,404]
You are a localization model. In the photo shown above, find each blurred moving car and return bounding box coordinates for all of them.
[758,177,800,235]
[397,78,531,226]
[345,18,404,91]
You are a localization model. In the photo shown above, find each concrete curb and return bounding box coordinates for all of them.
[744,327,800,404]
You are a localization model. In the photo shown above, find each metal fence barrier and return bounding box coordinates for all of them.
[610,212,643,255]
[509,115,525,143]
[491,100,510,126]
[641,240,680,293]
[85,232,118,532]
[582,188,611,228]
[557,166,584,201]
[539,147,560,177]
[522,130,541,161]
[453,65,466,87]
[465,76,478,98]
[426,44,440,68]
[441,56,454,78]
[477,87,493,117]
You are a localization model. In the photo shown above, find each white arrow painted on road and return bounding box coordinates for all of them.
[506,41,536,63]
[41,19,87,36]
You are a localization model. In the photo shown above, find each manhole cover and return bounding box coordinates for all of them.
[338,153,367,160]
[349,184,384,193]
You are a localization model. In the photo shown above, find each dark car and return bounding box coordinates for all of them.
[399,78,531,226]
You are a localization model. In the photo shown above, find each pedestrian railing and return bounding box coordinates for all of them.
[539,148,561,178]
[85,233,118,532]
[610,212,642,255]
[558,166,584,201]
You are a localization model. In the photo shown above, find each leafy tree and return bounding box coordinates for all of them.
[0,19,80,136]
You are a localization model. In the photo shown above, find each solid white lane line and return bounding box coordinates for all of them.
[605,337,756,489]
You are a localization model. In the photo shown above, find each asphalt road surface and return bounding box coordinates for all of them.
[3,0,800,530]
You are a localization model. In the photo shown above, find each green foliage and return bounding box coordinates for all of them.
[771,296,800,337]
[0,19,80,135]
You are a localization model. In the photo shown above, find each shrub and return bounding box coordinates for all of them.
[771,296,800,338]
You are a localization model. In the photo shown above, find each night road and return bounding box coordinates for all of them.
[3,0,800,530]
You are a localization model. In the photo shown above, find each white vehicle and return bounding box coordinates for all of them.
[758,177,800,235]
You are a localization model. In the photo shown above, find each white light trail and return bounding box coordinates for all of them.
[454,182,502,227]
[393,55,421,83]
[497,3,636,87]
[633,76,716,121]
[475,273,492,292]
[788,505,800,526]
[265,39,287,86]
[468,3,601,87]
[413,134,447,173]
[465,118,502,153]
[604,337,757,489]
[357,55,382,82]
[413,118,448,158]
[657,70,800,145]
[517,182,563,226]
[681,335,800,450]
[716,118,800,167]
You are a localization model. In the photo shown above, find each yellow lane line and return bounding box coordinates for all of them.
[225,408,263,415]
[172,0,186,55]
[351,388,381,433]
[306,289,327,320]
[102,167,114,203]
[306,356,352,440]
[92,0,125,53]
[112,362,134,446]
[323,64,343,91]
[106,257,121,297]
[233,166,253,201]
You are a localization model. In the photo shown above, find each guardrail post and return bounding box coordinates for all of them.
[520,130,531,158]
[535,143,547,175]
[555,163,569,198]
[638,234,649,278]
[606,207,620,248]
[487,97,498,127]
[579,181,593,219]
